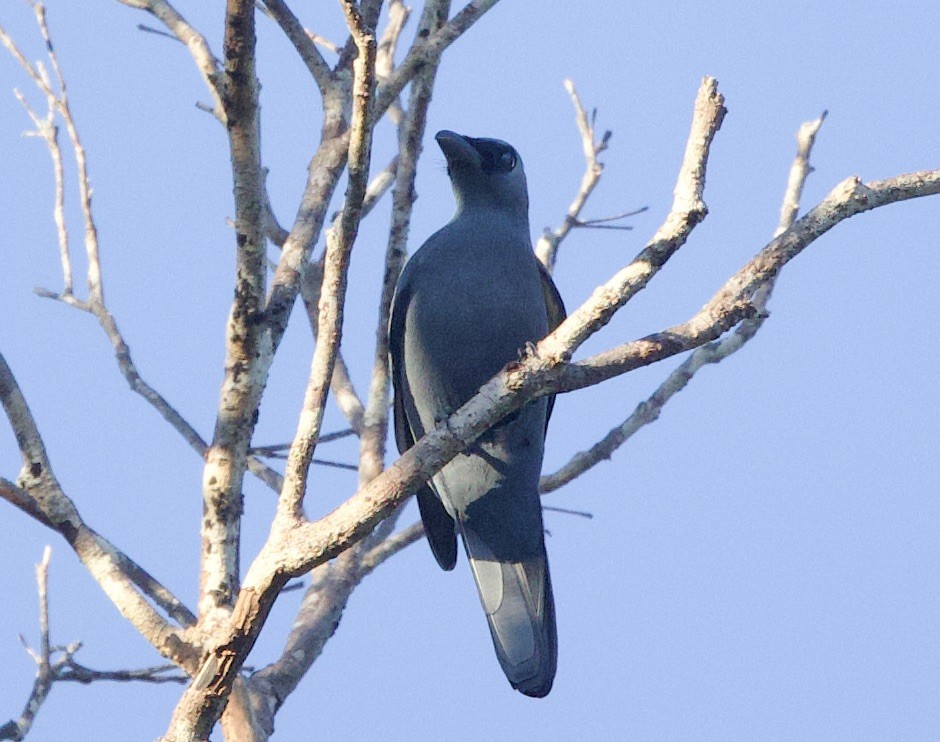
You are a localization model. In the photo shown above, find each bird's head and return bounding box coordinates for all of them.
[435,130,529,220]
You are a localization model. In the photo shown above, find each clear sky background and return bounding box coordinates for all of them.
[2,2,939,740]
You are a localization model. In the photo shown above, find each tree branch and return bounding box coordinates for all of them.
[540,111,829,491]
[538,77,726,364]
[4,6,283,500]
[276,4,377,521]
[0,376,197,644]
[357,520,425,576]
[243,5,454,729]
[535,79,614,273]
[0,548,55,741]
[198,0,267,617]
[116,0,225,120]
[297,155,404,436]
[558,168,940,391]
[373,0,500,117]
[1,549,190,740]
[358,0,450,487]
[0,474,197,662]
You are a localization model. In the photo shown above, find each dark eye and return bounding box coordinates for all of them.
[499,151,517,171]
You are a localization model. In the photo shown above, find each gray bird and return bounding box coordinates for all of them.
[389,131,565,697]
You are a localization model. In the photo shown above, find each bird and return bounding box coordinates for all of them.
[389,130,566,697]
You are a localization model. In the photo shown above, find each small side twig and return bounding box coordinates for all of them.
[118,0,225,120]
[249,428,356,457]
[536,79,622,273]
[57,660,188,685]
[1,548,70,741]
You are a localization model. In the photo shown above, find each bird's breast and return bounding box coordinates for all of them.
[402,227,548,416]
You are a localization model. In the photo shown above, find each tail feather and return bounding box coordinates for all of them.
[463,526,557,697]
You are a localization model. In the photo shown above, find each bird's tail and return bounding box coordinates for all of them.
[461,525,557,698]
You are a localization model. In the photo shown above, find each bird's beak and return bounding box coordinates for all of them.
[435,130,481,170]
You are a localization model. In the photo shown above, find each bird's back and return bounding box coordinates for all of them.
[392,212,558,696]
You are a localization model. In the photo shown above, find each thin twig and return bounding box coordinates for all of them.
[58,661,188,685]
[1,547,55,741]
[137,23,183,42]
[542,505,593,519]
[373,0,501,117]
[249,428,356,456]
[536,79,614,273]
[374,0,411,125]
[12,87,71,294]
[117,0,225,120]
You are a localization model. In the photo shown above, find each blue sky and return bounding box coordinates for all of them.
[2,1,939,740]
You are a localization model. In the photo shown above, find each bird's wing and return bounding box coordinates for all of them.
[537,260,567,429]
[389,274,458,570]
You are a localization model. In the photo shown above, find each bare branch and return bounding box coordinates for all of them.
[536,79,613,273]
[777,112,828,236]
[376,1,411,82]
[12,86,72,294]
[137,23,183,43]
[23,3,106,305]
[244,6,455,728]
[539,112,829,492]
[299,264,366,433]
[4,8,283,497]
[277,6,378,520]
[561,168,940,391]
[247,557,359,732]
[157,3,380,737]
[116,0,225,120]
[359,0,451,486]
[0,471,195,630]
[249,428,356,457]
[539,77,726,364]
[198,0,268,616]
[58,661,188,685]
[374,0,411,125]
[306,31,340,55]
[374,0,501,117]
[1,548,55,741]
[1,549,190,740]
